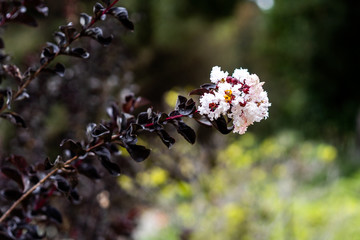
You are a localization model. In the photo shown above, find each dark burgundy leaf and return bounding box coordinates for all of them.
[54,31,66,46]
[129,123,144,135]
[157,112,169,124]
[69,189,81,204]
[200,83,217,90]
[122,94,136,113]
[35,4,48,16]
[97,35,113,45]
[54,63,65,77]
[79,13,92,28]
[77,163,101,179]
[60,139,86,156]
[136,112,150,125]
[157,129,175,148]
[212,115,233,134]
[134,97,150,109]
[84,27,113,46]
[0,88,12,109]
[53,175,70,193]
[193,111,212,127]
[93,2,105,18]
[175,95,187,109]
[45,205,62,224]
[189,88,210,96]
[7,155,28,173]
[14,91,29,101]
[125,144,150,162]
[93,146,111,160]
[43,157,53,170]
[175,95,196,116]
[175,121,196,144]
[0,112,26,128]
[1,167,24,190]
[99,156,121,176]
[91,124,111,139]
[59,24,77,42]
[2,64,22,84]
[68,47,90,59]
[107,7,134,30]
[0,189,22,201]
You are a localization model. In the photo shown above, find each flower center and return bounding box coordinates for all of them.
[209,102,218,112]
[224,90,234,103]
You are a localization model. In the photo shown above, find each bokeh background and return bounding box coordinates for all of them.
[1,0,360,239]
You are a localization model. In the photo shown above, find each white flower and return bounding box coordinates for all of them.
[210,66,228,84]
[198,66,270,134]
[198,93,227,120]
[232,68,249,82]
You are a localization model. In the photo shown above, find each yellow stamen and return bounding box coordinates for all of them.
[224,90,233,103]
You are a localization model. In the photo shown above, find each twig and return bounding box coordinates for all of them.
[0,0,120,114]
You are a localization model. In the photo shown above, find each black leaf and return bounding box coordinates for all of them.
[136,112,150,125]
[54,31,67,47]
[77,163,101,179]
[212,115,233,134]
[35,4,49,16]
[14,91,29,101]
[157,112,169,124]
[107,7,134,30]
[79,13,92,28]
[99,156,121,176]
[69,189,81,204]
[0,88,12,109]
[53,175,70,193]
[189,88,210,96]
[7,155,28,173]
[45,205,62,224]
[193,111,212,127]
[129,123,144,136]
[200,83,217,90]
[59,23,77,42]
[43,157,53,170]
[84,27,113,46]
[175,95,196,116]
[2,65,22,84]
[60,139,86,156]
[91,124,111,139]
[1,167,24,190]
[125,144,150,162]
[0,189,22,201]
[0,112,26,128]
[93,146,111,161]
[157,129,175,148]
[54,63,65,77]
[67,47,90,59]
[93,2,105,18]
[174,121,196,144]
[97,35,113,45]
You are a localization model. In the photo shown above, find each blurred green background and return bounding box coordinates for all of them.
[1,0,360,239]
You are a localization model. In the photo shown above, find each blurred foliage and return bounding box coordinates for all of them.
[124,131,360,240]
[1,0,360,239]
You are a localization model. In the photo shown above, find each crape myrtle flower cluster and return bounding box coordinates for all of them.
[197,66,271,134]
